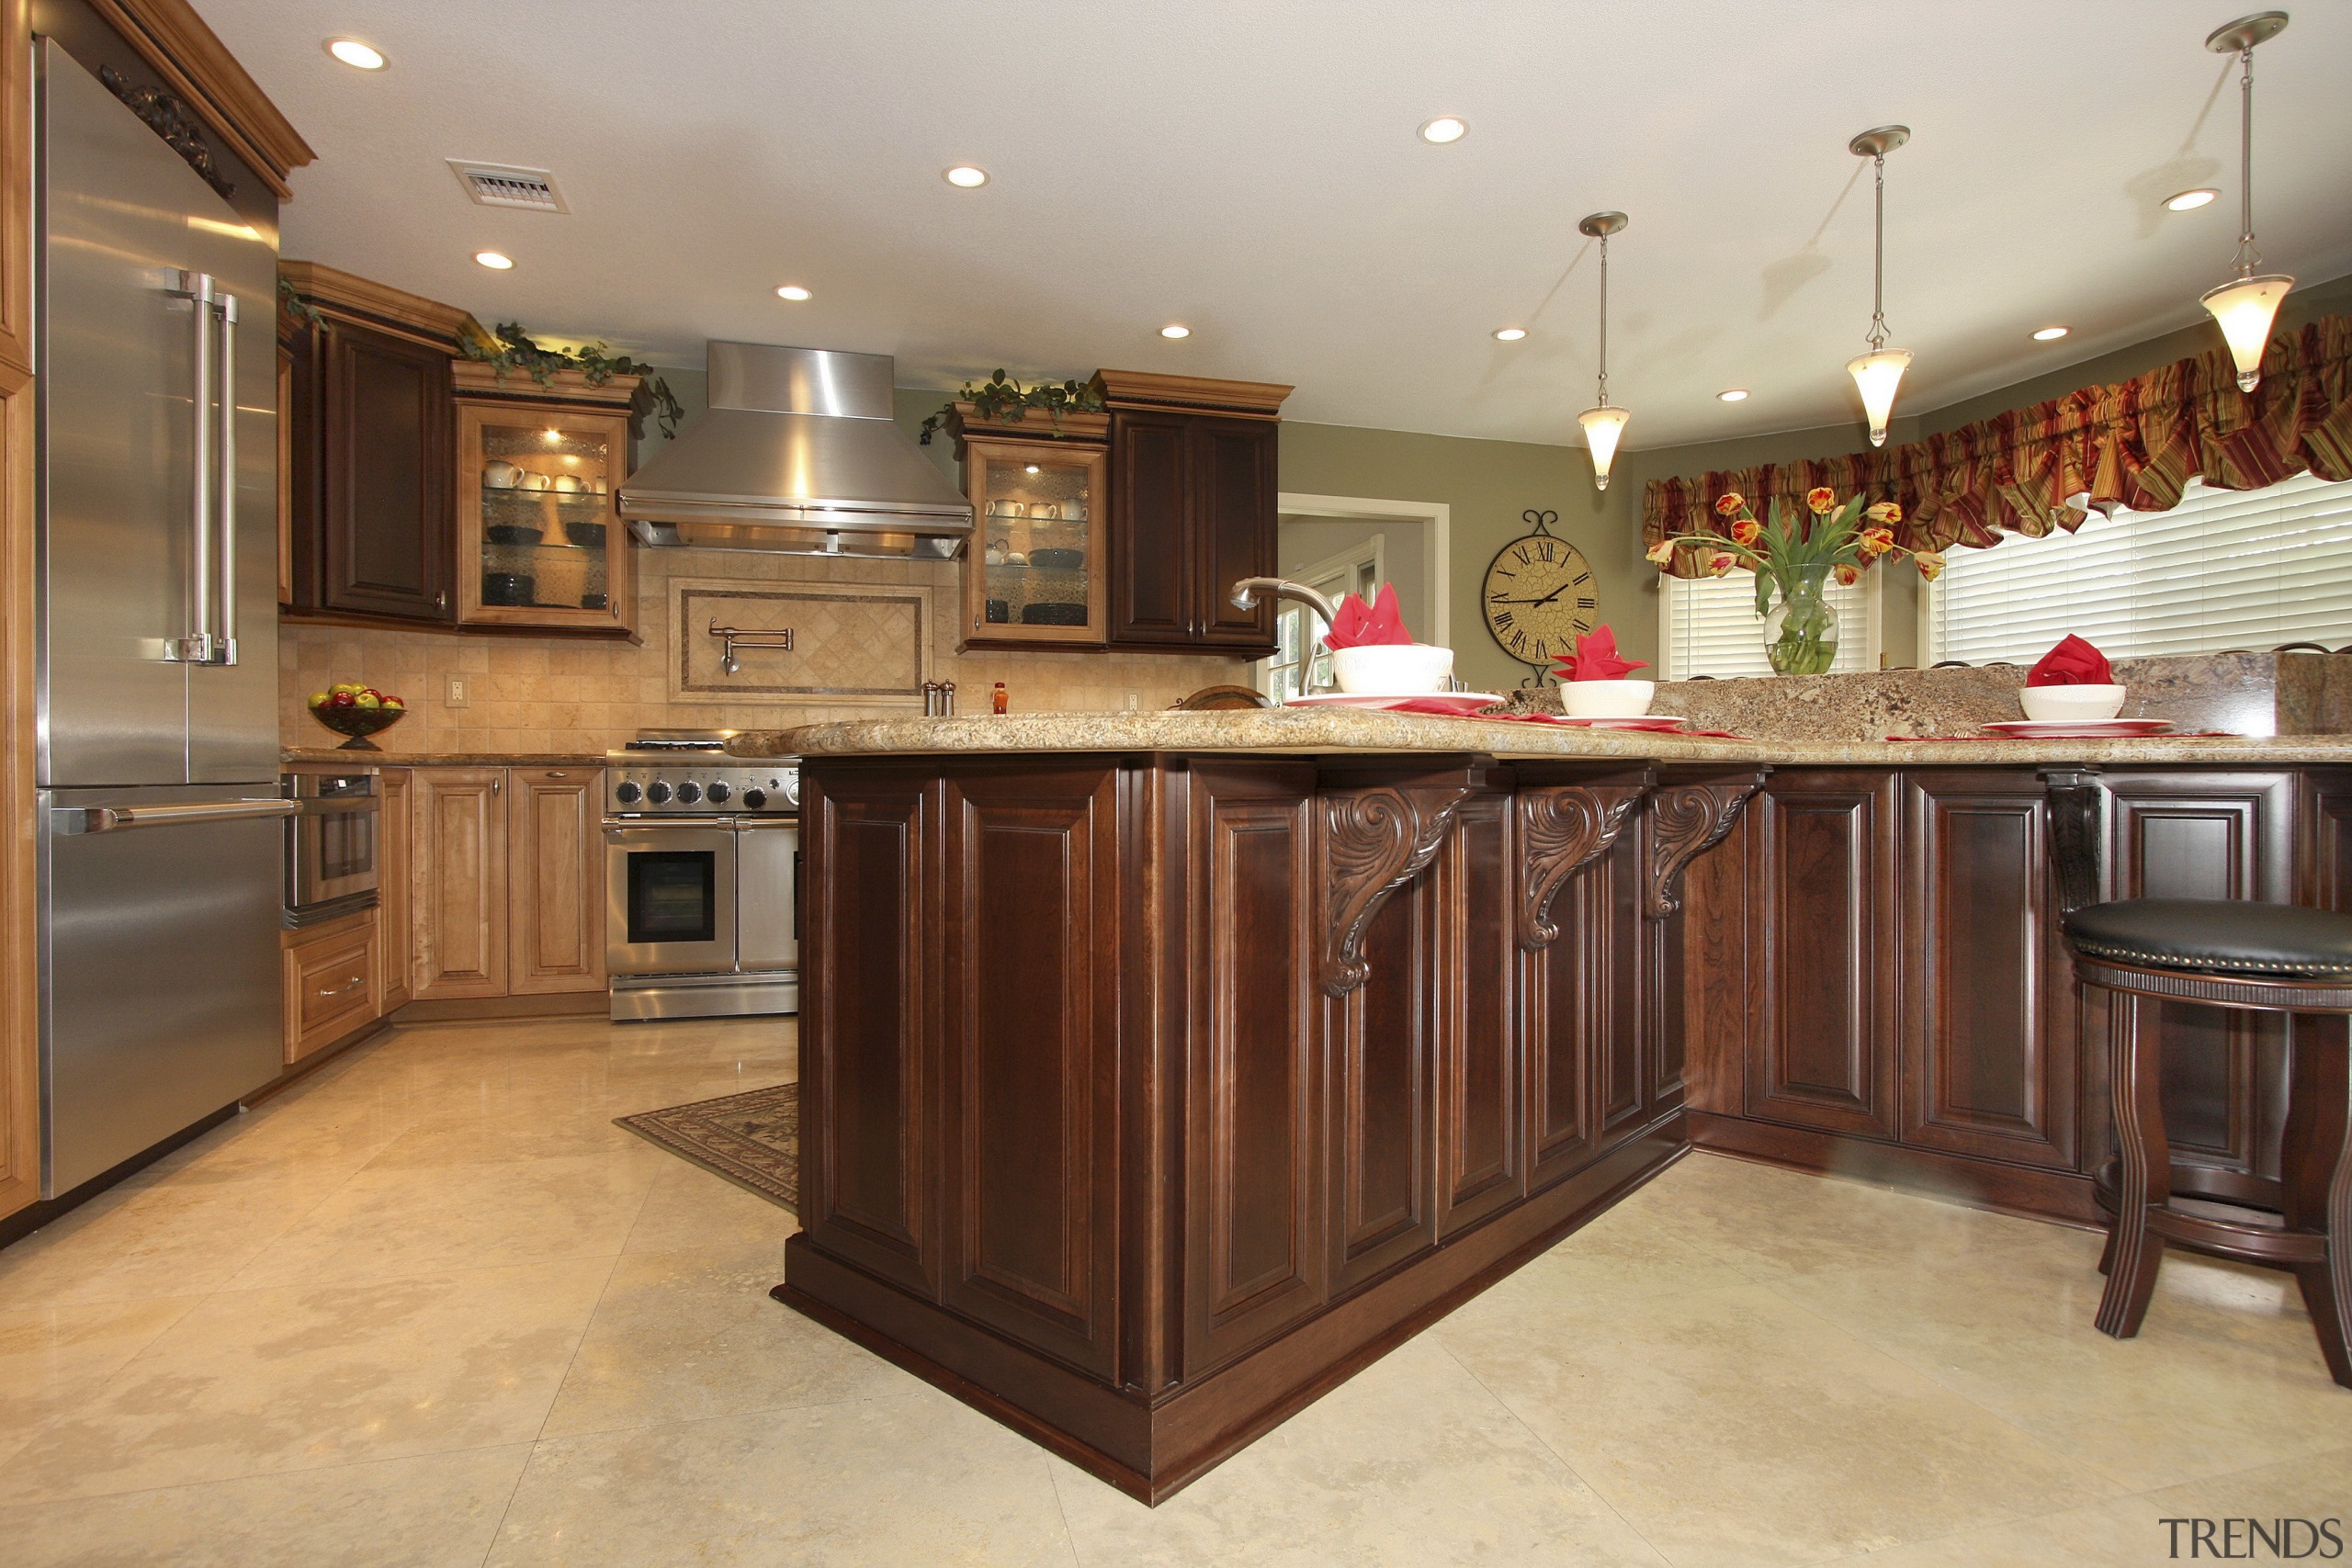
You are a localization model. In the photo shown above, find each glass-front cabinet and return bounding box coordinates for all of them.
[453,367,636,637]
[957,416,1109,649]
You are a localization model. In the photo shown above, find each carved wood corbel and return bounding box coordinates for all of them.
[1645,776,1764,920]
[1319,784,1471,997]
[1517,785,1646,949]
[2040,767,2105,916]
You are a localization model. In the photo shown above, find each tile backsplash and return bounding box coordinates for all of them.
[280,547,1250,754]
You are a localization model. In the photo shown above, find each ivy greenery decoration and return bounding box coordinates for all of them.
[276,276,329,333]
[457,320,687,440]
[918,369,1106,446]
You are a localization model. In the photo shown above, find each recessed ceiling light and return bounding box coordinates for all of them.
[1491,327,1527,342]
[2032,325,2069,341]
[325,38,384,70]
[1159,324,1190,339]
[944,165,989,188]
[1419,116,1468,144]
[1717,389,1749,402]
[775,285,811,301]
[473,251,514,270]
[2165,187,2220,211]
[1024,464,1041,474]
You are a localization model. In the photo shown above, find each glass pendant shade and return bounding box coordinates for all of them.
[1846,348,1911,447]
[1577,404,1630,491]
[2199,272,2294,391]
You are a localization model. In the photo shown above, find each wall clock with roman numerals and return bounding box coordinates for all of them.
[1482,510,1599,675]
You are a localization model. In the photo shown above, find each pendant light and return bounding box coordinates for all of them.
[2199,11,2293,392]
[1845,126,1911,447]
[1576,211,1630,491]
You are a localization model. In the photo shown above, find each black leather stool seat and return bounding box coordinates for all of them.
[2062,898,2352,978]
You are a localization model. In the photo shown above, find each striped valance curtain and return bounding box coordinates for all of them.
[1641,314,2352,578]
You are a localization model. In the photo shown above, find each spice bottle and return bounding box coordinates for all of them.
[991,681,1009,716]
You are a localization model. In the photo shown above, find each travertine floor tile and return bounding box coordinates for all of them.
[225,1150,660,1289]
[0,1443,533,1568]
[0,1176,331,1309]
[621,1161,799,1255]
[538,1245,900,1438]
[1055,1336,1668,1567]
[0,1295,201,1462]
[485,1388,1075,1567]
[1437,1274,2122,1568]
[0,1258,610,1503]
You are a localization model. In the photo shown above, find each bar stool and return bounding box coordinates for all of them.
[2061,897,2352,1387]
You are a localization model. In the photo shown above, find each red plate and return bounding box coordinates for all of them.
[1552,715,1689,732]
[1980,718,2176,739]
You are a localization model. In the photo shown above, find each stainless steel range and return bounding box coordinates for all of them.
[604,731,801,1021]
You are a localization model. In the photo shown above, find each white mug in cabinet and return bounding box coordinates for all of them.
[1031,502,1060,521]
[482,459,522,490]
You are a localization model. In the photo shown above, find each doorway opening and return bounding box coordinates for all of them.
[1258,492,1451,702]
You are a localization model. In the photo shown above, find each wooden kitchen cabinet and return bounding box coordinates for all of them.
[508,769,606,993]
[278,263,462,625]
[1900,773,2077,1170]
[1093,370,1290,655]
[1743,772,1902,1140]
[282,908,378,1066]
[410,766,605,1002]
[955,411,1110,649]
[453,367,637,637]
[377,768,412,1010]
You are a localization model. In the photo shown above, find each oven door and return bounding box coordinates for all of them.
[605,822,735,976]
[733,817,798,976]
[288,796,379,912]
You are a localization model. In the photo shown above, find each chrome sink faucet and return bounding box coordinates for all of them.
[1228,577,1339,625]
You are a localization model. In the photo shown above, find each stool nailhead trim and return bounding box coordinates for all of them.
[2068,939,2352,977]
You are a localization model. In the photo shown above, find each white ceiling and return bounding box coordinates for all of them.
[197,0,2352,450]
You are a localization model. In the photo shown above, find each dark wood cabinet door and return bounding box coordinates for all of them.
[1183,761,1323,1376]
[319,321,453,621]
[2103,772,2294,1180]
[1324,869,1434,1294]
[801,767,942,1300]
[1188,417,1278,652]
[1107,410,1194,644]
[1746,772,1901,1139]
[1434,792,1521,1233]
[1900,773,2076,1169]
[2303,770,2352,913]
[939,766,1121,1377]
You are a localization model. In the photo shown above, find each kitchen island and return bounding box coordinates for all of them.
[750,711,2352,1502]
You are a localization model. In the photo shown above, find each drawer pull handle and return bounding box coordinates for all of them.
[318,976,366,998]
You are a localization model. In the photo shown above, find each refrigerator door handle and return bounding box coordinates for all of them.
[165,270,217,665]
[51,798,298,835]
[211,289,239,665]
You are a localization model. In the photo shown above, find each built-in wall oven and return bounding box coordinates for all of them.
[604,732,799,1021]
[283,770,379,925]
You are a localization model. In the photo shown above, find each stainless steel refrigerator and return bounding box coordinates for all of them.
[34,39,288,1196]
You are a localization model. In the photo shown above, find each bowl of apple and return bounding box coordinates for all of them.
[307,683,407,750]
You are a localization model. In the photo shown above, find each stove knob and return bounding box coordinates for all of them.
[613,780,642,805]
[706,781,730,804]
[646,780,673,805]
[676,781,702,804]
[741,786,767,811]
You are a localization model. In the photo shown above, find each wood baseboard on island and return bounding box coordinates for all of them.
[781,1111,1686,1504]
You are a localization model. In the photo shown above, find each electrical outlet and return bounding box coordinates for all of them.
[446,676,469,707]
[1124,692,1139,711]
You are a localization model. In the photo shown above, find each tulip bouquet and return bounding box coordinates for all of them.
[1645,487,1943,676]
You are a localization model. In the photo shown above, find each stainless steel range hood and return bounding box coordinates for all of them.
[617,343,972,558]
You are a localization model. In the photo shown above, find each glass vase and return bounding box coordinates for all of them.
[1760,565,1840,676]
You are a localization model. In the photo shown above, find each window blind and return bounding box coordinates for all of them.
[1658,570,1878,680]
[1926,472,2352,667]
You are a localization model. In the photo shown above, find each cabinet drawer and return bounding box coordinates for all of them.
[286,924,376,1064]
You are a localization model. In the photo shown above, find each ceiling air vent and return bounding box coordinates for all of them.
[447,160,568,214]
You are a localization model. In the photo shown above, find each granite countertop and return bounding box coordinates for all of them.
[281,749,611,768]
[731,711,2352,767]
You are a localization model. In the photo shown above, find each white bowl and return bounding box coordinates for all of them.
[1560,679,1657,717]
[1330,643,1454,694]
[2018,683,2125,722]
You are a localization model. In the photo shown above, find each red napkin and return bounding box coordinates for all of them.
[1324,583,1410,649]
[2027,635,2114,686]
[1556,625,1649,682]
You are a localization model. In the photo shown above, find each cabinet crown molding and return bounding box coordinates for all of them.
[1089,368,1293,419]
[280,261,471,346]
[88,0,313,199]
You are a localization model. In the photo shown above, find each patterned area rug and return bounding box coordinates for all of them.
[616,1082,798,1212]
